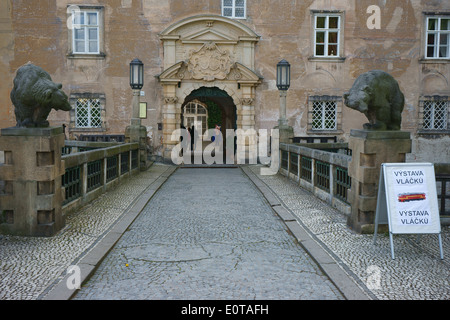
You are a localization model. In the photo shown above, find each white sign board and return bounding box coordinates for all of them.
[374,163,443,259]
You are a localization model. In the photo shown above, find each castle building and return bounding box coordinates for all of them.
[1,0,449,162]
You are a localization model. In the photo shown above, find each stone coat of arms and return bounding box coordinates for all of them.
[187,42,234,81]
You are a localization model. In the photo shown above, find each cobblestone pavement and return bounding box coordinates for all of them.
[2,162,448,301]
[72,168,344,300]
[0,163,173,300]
[246,165,450,300]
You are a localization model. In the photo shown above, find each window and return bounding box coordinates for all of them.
[75,98,102,128]
[314,15,341,57]
[222,0,246,19]
[72,10,99,54]
[308,96,342,132]
[183,100,208,132]
[420,98,449,131]
[312,100,337,130]
[425,16,450,59]
[69,93,106,133]
[67,6,104,57]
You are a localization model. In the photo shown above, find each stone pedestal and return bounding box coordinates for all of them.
[274,124,294,144]
[275,89,294,144]
[125,119,148,170]
[347,129,411,233]
[0,127,65,237]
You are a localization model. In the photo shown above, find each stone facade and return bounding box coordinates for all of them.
[0,0,449,161]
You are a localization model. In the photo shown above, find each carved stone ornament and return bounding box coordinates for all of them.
[240,98,254,106]
[164,96,179,104]
[187,42,234,81]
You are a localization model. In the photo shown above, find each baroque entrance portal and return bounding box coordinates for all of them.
[157,15,262,161]
[182,87,236,160]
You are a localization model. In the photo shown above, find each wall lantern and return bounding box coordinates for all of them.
[276,59,290,91]
[130,58,144,90]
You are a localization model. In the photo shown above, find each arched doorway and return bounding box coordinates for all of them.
[184,87,236,131]
[182,87,237,162]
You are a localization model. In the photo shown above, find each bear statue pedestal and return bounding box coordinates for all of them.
[0,127,65,237]
[347,129,411,234]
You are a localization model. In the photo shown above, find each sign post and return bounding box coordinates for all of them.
[373,163,443,260]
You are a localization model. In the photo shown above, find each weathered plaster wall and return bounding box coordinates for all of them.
[0,0,14,129]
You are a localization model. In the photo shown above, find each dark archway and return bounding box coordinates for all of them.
[182,87,236,132]
[181,87,237,163]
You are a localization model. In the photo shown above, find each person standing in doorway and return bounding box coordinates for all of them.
[214,124,222,147]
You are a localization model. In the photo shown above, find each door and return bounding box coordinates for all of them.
[183,100,208,151]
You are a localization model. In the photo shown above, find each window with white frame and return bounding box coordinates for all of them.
[425,16,450,59]
[222,0,246,19]
[314,14,341,57]
[183,100,208,132]
[421,98,449,131]
[312,100,337,130]
[73,10,99,54]
[68,6,103,55]
[75,98,102,128]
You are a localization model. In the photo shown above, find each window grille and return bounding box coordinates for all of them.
[106,155,118,182]
[222,0,246,19]
[281,150,288,171]
[423,100,448,130]
[426,17,450,59]
[315,161,330,192]
[120,151,129,175]
[436,174,450,216]
[300,156,312,183]
[335,166,351,203]
[312,100,337,130]
[290,153,299,176]
[62,146,73,155]
[131,149,139,169]
[75,98,102,128]
[62,166,81,205]
[87,160,102,192]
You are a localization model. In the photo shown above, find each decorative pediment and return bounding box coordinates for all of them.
[182,28,237,44]
[158,15,261,84]
[158,59,262,85]
[232,62,263,83]
[157,61,186,84]
[159,15,260,43]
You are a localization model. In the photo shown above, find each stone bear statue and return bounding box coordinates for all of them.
[10,63,72,128]
[343,70,404,130]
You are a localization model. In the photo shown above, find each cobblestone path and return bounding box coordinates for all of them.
[73,168,344,300]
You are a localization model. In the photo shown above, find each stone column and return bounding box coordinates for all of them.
[0,127,65,237]
[162,96,179,162]
[347,129,411,233]
[125,89,148,170]
[236,96,257,163]
[275,90,294,144]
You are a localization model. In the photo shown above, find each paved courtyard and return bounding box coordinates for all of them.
[72,168,343,300]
